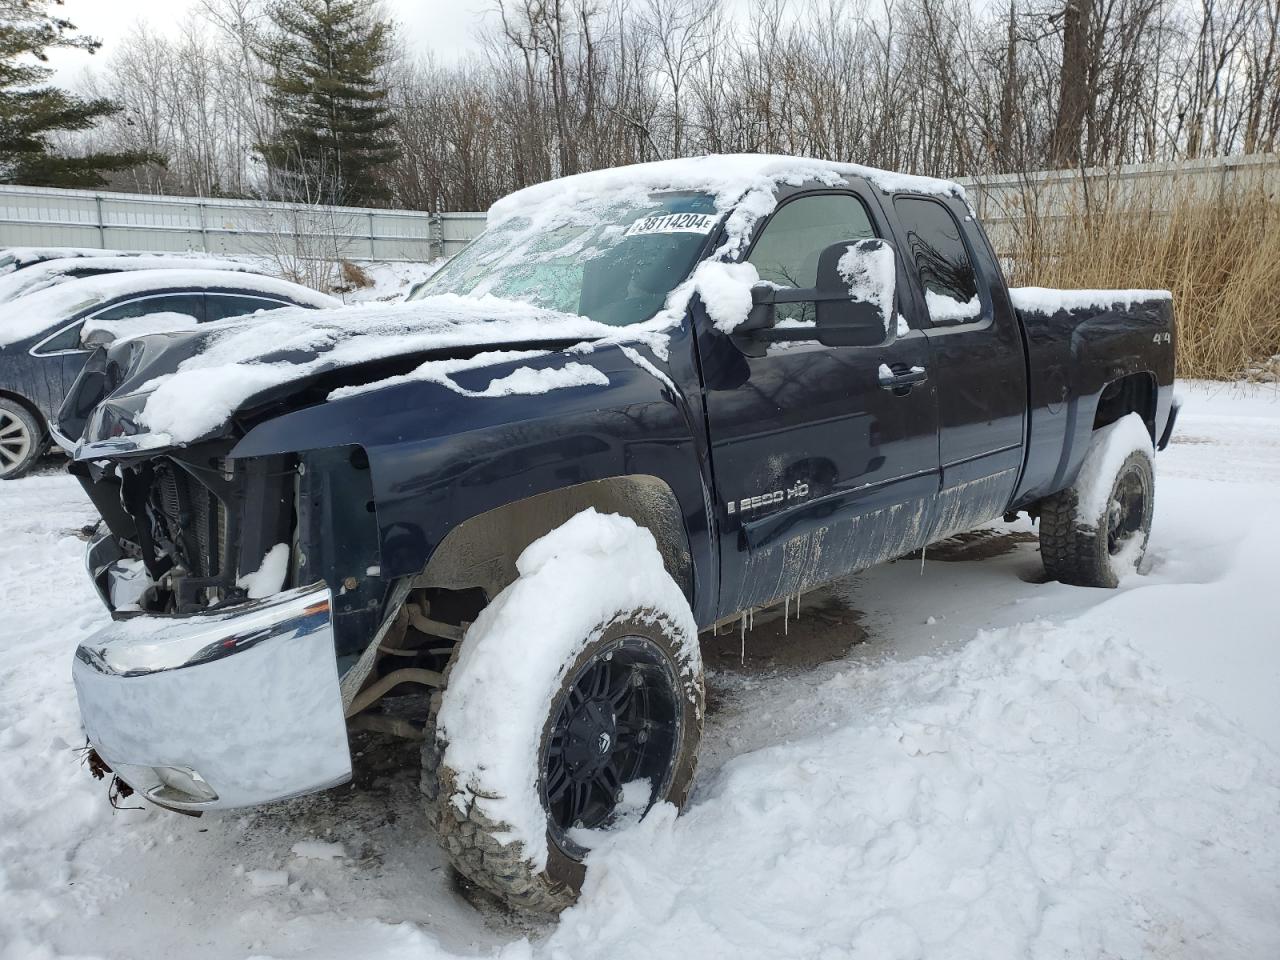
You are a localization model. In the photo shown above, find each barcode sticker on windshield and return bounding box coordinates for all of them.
[624,213,718,237]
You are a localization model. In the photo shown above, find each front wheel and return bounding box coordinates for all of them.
[421,510,704,914]
[1040,413,1155,588]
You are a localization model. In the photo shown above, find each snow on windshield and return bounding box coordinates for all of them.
[421,155,964,335]
[415,193,721,328]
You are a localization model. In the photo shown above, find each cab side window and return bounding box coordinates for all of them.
[892,196,982,326]
[748,194,876,324]
[204,294,290,322]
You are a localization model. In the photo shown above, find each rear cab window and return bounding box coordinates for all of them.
[892,196,986,327]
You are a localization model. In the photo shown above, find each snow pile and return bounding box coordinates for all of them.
[341,259,447,304]
[0,246,232,274]
[661,259,761,334]
[329,349,609,402]
[0,254,262,305]
[236,543,291,599]
[437,509,700,871]
[291,840,346,861]
[1010,286,1173,314]
[130,294,651,444]
[924,289,981,323]
[81,310,201,344]
[479,362,609,397]
[548,617,1280,959]
[837,239,897,332]
[0,268,338,348]
[2,383,1279,959]
[1070,413,1153,524]
[492,154,966,257]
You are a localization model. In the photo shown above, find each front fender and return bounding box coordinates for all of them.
[230,341,711,600]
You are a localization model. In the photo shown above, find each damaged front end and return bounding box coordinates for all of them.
[64,344,392,811]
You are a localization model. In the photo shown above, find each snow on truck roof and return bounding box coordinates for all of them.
[0,268,338,348]
[489,153,967,252]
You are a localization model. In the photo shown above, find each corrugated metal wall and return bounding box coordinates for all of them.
[0,185,487,262]
[3,155,1276,264]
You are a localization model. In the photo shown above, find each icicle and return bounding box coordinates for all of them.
[920,542,927,575]
[784,595,790,636]
[739,611,747,664]
[796,591,801,620]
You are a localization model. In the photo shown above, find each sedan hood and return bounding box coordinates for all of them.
[64,293,669,459]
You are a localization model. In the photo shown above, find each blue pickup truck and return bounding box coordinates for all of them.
[60,155,1176,915]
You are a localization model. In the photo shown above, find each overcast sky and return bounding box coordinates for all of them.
[47,0,496,84]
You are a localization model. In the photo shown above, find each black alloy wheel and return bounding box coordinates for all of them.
[540,635,681,859]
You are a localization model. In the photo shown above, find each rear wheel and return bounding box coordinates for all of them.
[0,398,43,480]
[1040,414,1155,587]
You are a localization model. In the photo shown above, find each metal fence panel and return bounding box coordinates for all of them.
[4,155,1278,264]
[0,184,448,263]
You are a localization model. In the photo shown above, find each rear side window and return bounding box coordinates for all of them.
[204,294,291,322]
[892,196,981,325]
[38,322,87,353]
[93,293,206,324]
[748,193,876,324]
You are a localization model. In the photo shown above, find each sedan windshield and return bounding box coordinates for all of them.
[412,192,720,327]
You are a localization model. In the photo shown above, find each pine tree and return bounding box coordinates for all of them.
[257,0,399,206]
[0,0,154,187]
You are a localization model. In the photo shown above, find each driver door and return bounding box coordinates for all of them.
[696,188,940,617]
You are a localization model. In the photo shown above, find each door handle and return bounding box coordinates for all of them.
[878,363,928,393]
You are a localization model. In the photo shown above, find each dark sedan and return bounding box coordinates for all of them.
[0,269,337,478]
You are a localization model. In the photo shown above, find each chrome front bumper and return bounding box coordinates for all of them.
[73,568,352,811]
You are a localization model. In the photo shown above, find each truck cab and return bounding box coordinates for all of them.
[62,155,1176,915]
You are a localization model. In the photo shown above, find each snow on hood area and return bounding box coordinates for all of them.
[2,381,1278,959]
[0,269,338,348]
[127,294,662,444]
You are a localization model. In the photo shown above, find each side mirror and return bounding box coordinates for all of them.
[80,326,117,349]
[814,238,897,348]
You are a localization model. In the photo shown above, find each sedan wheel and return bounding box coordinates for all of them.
[0,400,43,479]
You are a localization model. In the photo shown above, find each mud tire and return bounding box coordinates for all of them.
[1041,435,1155,588]
[421,605,702,916]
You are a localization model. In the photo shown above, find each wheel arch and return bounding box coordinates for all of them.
[413,474,695,608]
[0,389,47,433]
[1091,371,1158,441]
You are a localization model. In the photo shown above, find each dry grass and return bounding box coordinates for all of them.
[1003,180,1280,380]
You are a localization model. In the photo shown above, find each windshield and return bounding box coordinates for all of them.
[412,192,720,327]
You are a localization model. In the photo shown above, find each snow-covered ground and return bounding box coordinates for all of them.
[1,381,1277,959]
